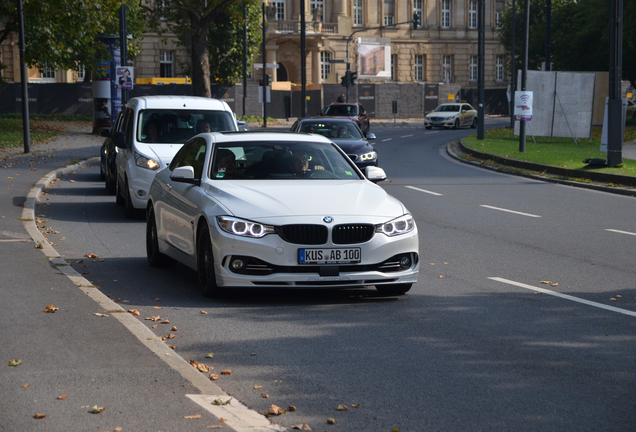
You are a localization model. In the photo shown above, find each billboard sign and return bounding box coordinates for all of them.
[357,37,391,79]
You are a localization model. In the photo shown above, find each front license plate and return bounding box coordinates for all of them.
[298,248,361,264]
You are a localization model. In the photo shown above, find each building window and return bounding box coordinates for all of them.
[160,50,174,78]
[320,51,331,81]
[496,1,504,29]
[415,55,424,81]
[310,0,324,22]
[391,54,397,81]
[469,55,478,81]
[353,0,364,26]
[77,63,85,81]
[41,64,56,79]
[469,0,478,29]
[384,0,395,26]
[272,0,285,20]
[443,55,452,82]
[414,0,423,29]
[496,56,505,81]
[441,0,451,29]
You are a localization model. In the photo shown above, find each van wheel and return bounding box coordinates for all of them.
[197,224,221,297]
[146,207,174,267]
[115,177,125,206]
[124,179,138,219]
[375,283,412,296]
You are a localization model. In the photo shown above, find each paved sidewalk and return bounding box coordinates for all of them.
[0,123,283,432]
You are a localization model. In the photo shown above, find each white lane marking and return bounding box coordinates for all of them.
[187,395,286,432]
[381,138,393,142]
[489,277,636,318]
[401,134,414,138]
[480,205,541,218]
[606,229,636,236]
[405,185,443,196]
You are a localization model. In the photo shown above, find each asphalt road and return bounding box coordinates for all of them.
[3,119,636,431]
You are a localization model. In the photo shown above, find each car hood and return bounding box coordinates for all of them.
[428,112,458,119]
[330,139,374,154]
[202,180,405,224]
[135,142,184,167]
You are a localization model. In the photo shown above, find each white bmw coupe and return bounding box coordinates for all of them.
[146,131,419,297]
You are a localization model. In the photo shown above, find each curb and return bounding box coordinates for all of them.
[447,140,636,198]
[23,158,286,432]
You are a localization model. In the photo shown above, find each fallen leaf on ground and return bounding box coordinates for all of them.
[221,370,231,375]
[114,428,122,431]
[160,319,170,324]
[292,424,311,430]
[145,315,161,321]
[168,345,176,350]
[172,326,177,331]
[326,418,335,424]
[610,298,617,301]
[166,334,176,339]
[206,353,213,358]
[219,418,227,422]
[57,395,68,400]
[22,383,30,388]
[34,413,46,419]
[212,397,232,406]
[184,414,201,419]
[155,298,161,301]
[351,404,360,408]
[84,253,98,258]
[438,275,445,278]
[336,404,349,411]
[197,363,212,373]
[261,393,269,398]
[127,309,140,317]
[265,405,285,416]
[8,358,22,367]
[94,313,108,317]
[44,305,59,313]
[152,324,158,328]
[88,406,105,414]
[209,374,219,380]
[288,405,296,411]
[200,310,208,314]
[153,306,161,310]
[254,385,262,389]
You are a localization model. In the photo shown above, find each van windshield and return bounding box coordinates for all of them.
[138,110,236,144]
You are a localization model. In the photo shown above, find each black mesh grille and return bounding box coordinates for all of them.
[332,224,374,244]
[276,224,328,245]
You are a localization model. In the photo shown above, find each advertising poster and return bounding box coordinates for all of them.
[514,91,533,121]
[116,67,134,90]
[357,37,391,79]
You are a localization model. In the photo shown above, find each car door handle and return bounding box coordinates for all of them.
[166,183,173,190]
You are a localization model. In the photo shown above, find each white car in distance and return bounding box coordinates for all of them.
[424,103,478,130]
[146,131,419,297]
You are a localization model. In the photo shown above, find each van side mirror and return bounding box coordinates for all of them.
[112,131,127,149]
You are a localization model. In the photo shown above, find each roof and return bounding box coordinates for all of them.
[128,95,231,111]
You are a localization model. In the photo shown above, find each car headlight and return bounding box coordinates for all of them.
[359,151,377,161]
[217,216,275,238]
[375,214,415,237]
[135,152,160,170]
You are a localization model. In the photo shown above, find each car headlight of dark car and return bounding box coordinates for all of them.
[217,216,275,238]
[359,151,377,161]
[375,214,415,237]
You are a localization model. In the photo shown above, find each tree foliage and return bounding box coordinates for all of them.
[142,0,262,97]
[0,0,145,84]
[498,0,636,89]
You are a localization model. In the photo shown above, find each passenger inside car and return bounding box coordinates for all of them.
[214,149,237,179]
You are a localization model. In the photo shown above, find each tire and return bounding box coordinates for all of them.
[100,164,105,181]
[425,126,432,130]
[105,170,116,195]
[197,224,221,297]
[146,207,175,267]
[375,283,412,296]
[115,176,125,206]
[453,119,460,130]
[124,179,138,219]
[471,118,478,129]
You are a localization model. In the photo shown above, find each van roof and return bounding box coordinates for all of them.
[128,95,231,111]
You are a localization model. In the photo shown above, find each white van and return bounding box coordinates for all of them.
[113,96,239,218]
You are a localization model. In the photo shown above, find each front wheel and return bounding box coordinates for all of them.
[453,119,460,130]
[197,224,221,297]
[146,207,175,267]
[375,283,412,296]
[115,176,125,206]
[471,117,478,129]
[425,126,432,130]
[124,179,138,219]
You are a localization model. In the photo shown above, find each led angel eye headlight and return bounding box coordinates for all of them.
[217,216,274,238]
[375,214,415,237]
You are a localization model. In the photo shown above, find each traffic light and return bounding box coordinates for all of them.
[259,75,272,86]
[341,74,348,87]
[413,12,419,29]
[349,71,357,86]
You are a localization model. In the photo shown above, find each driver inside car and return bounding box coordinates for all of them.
[290,151,324,177]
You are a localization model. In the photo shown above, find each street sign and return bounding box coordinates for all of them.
[328,59,346,63]
[253,64,279,69]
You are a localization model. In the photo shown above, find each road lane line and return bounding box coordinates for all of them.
[489,277,636,318]
[405,185,443,196]
[401,134,414,138]
[381,138,393,142]
[480,205,541,218]
[606,229,636,236]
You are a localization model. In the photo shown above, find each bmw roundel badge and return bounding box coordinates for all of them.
[323,216,333,223]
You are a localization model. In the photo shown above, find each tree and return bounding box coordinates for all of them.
[498,0,636,89]
[0,0,145,86]
[143,0,262,97]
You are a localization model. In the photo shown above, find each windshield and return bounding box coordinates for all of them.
[210,141,362,180]
[138,109,236,144]
[299,121,363,139]
[323,105,357,116]
[434,105,460,113]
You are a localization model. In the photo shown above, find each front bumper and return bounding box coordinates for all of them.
[424,116,455,128]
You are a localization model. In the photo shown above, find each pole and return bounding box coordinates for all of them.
[477,0,485,140]
[262,2,267,128]
[510,0,516,128]
[17,0,30,153]
[119,3,127,106]
[243,3,247,116]
[545,0,551,71]
[300,0,306,118]
[607,0,623,166]
[519,0,530,153]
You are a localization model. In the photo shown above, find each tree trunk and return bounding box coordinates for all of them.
[191,21,211,98]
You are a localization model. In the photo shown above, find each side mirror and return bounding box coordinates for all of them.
[366,132,376,140]
[170,166,197,184]
[364,166,386,183]
[112,131,127,149]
